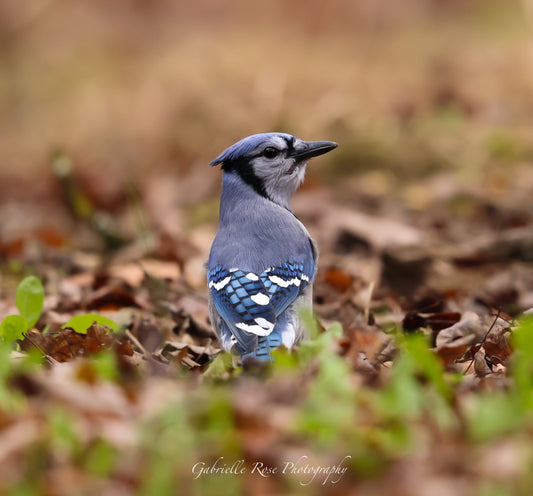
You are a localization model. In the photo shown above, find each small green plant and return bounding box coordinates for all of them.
[62,313,119,334]
[295,321,356,447]
[0,315,32,342]
[0,276,119,344]
[0,275,44,342]
[464,316,533,443]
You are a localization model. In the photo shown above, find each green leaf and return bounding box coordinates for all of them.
[84,440,116,477]
[62,314,119,334]
[511,316,533,394]
[327,321,344,338]
[48,406,80,457]
[510,316,533,410]
[92,350,120,382]
[404,333,452,400]
[300,308,321,339]
[467,393,523,442]
[204,352,235,379]
[0,315,30,342]
[15,276,44,328]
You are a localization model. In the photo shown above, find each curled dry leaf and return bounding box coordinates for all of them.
[24,325,114,362]
[435,312,482,365]
[323,268,354,293]
[85,285,147,311]
[474,347,492,377]
[162,340,218,369]
[483,324,512,365]
[403,312,462,333]
[339,325,390,366]
[382,247,432,295]
[131,318,164,353]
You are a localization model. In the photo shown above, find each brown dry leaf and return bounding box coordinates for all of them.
[339,325,389,383]
[131,318,164,353]
[426,312,462,332]
[162,340,218,368]
[39,362,134,417]
[474,348,492,377]
[232,380,285,457]
[436,339,475,367]
[23,325,114,362]
[107,263,146,288]
[112,338,137,379]
[382,247,432,295]
[306,202,425,251]
[140,259,181,281]
[35,227,68,248]
[402,312,429,332]
[403,311,462,337]
[483,324,512,365]
[455,227,533,265]
[114,337,135,359]
[0,420,40,466]
[340,326,390,362]
[85,285,146,311]
[0,237,24,257]
[435,312,482,365]
[60,272,95,293]
[323,268,354,293]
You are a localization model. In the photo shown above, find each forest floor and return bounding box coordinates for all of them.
[0,150,532,496]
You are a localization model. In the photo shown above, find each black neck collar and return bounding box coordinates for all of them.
[221,159,270,201]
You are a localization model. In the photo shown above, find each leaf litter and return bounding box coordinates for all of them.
[1,164,531,496]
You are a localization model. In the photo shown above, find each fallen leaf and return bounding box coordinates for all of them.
[483,324,512,365]
[436,312,482,365]
[85,286,145,311]
[23,325,114,362]
[324,268,354,293]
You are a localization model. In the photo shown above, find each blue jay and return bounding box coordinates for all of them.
[207,132,337,362]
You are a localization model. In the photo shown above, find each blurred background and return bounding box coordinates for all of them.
[1,4,533,494]
[1,0,532,283]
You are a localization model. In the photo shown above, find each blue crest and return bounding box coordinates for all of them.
[210,132,294,166]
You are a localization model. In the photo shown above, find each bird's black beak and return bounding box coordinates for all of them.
[289,140,338,161]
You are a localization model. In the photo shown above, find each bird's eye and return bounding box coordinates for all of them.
[263,147,279,159]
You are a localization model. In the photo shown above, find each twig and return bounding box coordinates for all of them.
[491,311,512,325]
[363,281,375,325]
[23,333,59,367]
[124,329,150,357]
[464,309,501,375]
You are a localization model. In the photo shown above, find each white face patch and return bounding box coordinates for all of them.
[245,272,259,281]
[250,137,307,209]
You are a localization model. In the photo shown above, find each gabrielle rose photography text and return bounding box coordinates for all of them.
[192,455,351,486]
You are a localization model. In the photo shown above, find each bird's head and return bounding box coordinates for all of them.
[210,132,337,207]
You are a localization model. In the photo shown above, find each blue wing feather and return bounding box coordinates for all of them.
[208,267,276,351]
[208,259,314,356]
[260,260,314,316]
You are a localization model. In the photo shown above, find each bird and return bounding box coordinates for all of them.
[207,132,338,362]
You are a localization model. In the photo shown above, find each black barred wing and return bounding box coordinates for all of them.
[208,266,277,349]
[260,261,314,316]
